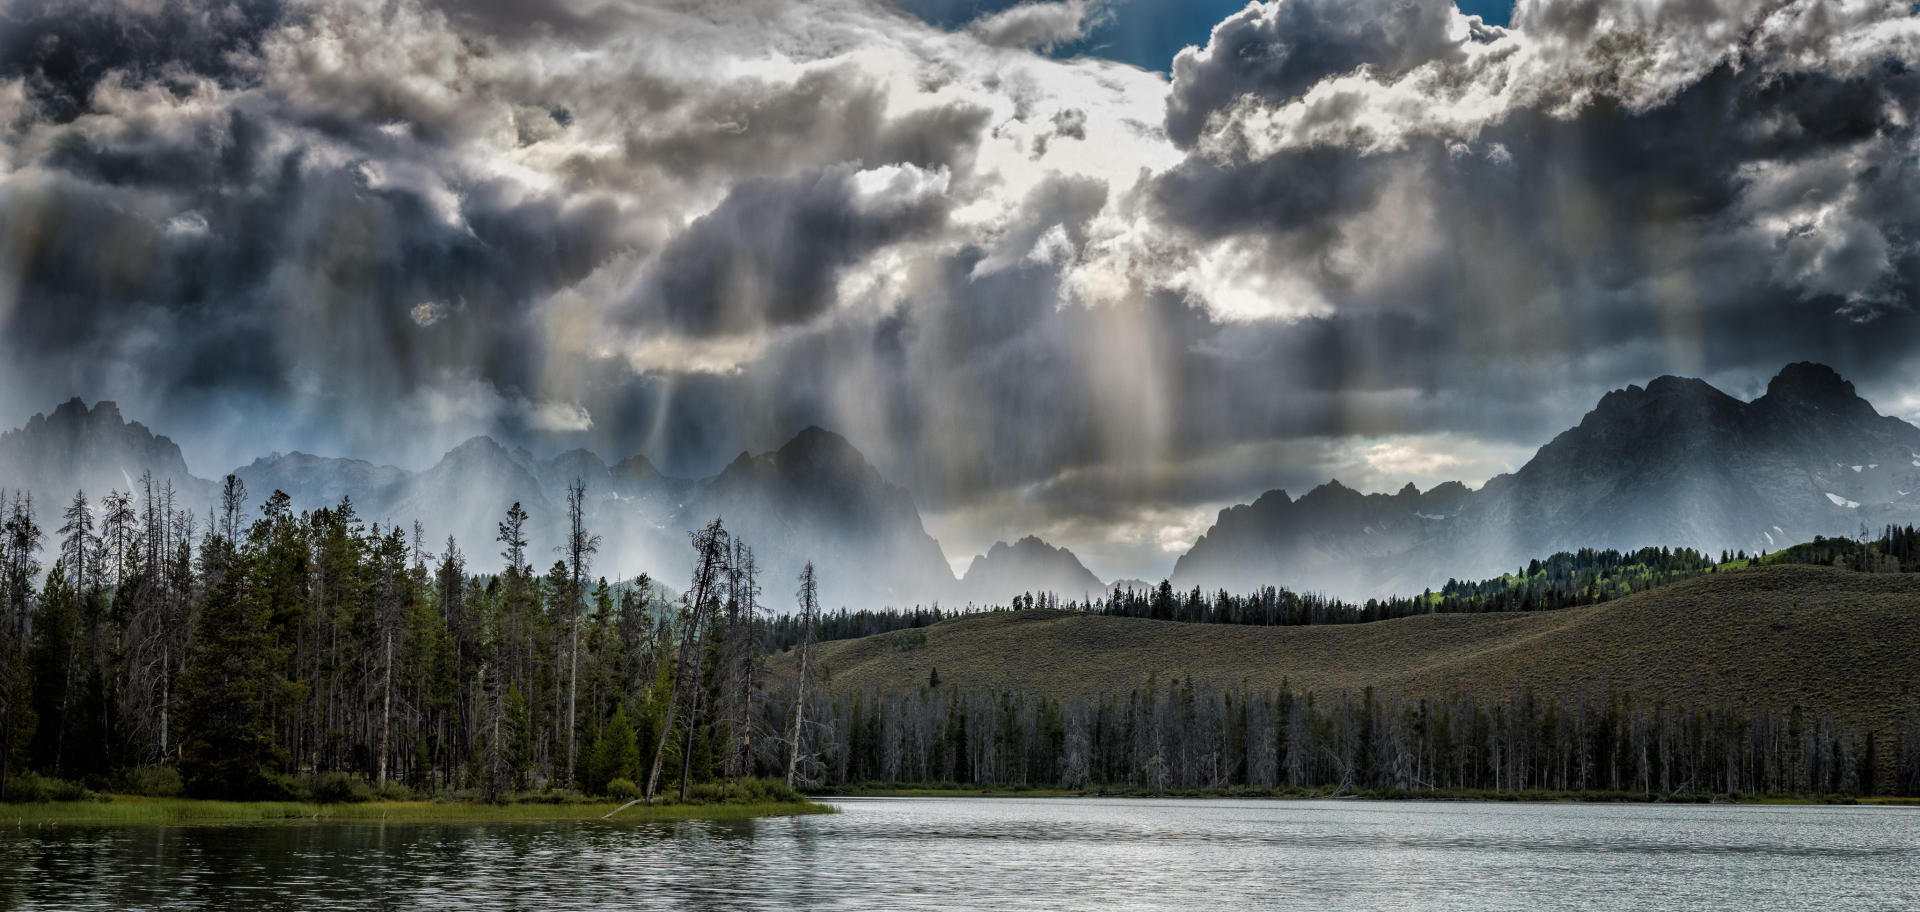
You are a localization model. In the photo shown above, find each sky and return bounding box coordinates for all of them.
[2,0,1919,582]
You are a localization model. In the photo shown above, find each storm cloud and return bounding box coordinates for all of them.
[2,0,1919,580]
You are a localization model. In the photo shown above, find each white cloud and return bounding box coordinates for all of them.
[527,399,593,432]
[968,0,1107,53]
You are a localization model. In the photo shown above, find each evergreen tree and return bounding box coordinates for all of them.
[586,704,640,795]
[177,544,285,798]
[27,565,77,776]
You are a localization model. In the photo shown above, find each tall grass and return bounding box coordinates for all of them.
[2,783,830,826]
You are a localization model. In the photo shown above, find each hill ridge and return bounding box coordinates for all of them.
[810,565,1920,734]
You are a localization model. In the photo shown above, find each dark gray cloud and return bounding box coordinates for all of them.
[3,0,1920,581]
[623,165,951,337]
[0,0,284,121]
[1135,0,1920,454]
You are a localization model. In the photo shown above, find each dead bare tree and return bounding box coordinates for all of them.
[558,478,600,788]
[645,518,729,802]
[718,541,761,778]
[787,561,819,789]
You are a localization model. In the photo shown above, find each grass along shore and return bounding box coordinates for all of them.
[2,777,833,825]
[816,782,1920,805]
[3,794,831,825]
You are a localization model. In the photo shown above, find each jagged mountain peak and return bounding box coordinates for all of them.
[1173,363,1920,599]
[1,400,958,609]
[1764,361,1857,403]
[960,533,1104,603]
[1755,361,1881,425]
[1249,489,1292,509]
[545,447,612,482]
[1302,478,1359,498]
[714,426,885,489]
[975,534,1075,564]
[445,435,512,461]
[612,453,662,482]
[774,425,870,471]
[1584,374,1741,426]
[25,397,144,440]
[1,397,202,504]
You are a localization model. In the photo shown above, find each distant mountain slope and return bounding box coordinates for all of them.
[1,403,953,610]
[808,565,1920,733]
[11,361,1918,609]
[672,426,955,610]
[0,398,213,509]
[958,535,1106,605]
[1173,363,1920,597]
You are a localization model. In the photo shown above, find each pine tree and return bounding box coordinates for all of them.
[27,565,77,776]
[57,491,97,594]
[503,683,532,793]
[587,704,639,795]
[178,545,285,799]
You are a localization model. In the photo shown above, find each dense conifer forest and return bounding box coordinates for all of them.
[2,475,1917,803]
[804,679,1920,799]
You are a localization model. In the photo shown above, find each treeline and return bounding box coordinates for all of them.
[0,477,816,803]
[805,680,1920,798]
[1758,526,1920,573]
[760,546,1730,647]
[1097,546,1724,626]
[767,606,954,652]
[779,540,1909,647]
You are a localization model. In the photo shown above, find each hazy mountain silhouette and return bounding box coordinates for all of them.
[1173,363,1920,597]
[958,535,1106,605]
[8,362,1916,606]
[1,406,979,609]
[0,398,212,509]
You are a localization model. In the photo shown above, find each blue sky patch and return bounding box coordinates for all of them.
[901,0,1514,72]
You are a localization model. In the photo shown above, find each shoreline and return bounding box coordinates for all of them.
[1,795,834,826]
[813,785,1920,806]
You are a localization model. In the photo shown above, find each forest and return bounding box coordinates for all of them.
[0,475,817,803]
[803,679,1920,799]
[2,475,1918,803]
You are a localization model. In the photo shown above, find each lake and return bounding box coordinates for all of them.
[8,798,1919,910]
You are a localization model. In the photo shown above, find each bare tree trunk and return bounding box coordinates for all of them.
[159,641,170,762]
[645,649,687,801]
[677,640,711,803]
[787,562,817,789]
[737,551,757,777]
[645,520,727,801]
[567,610,578,788]
[379,627,393,785]
[561,479,599,789]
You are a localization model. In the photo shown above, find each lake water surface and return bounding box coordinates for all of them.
[8,797,1920,910]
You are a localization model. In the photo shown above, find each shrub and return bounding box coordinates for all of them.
[303,772,373,804]
[2,773,98,803]
[682,777,805,806]
[606,778,640,801]
[259,773,303,802]
[372,780,413,802]
[511,788,587,805]
[121,766,185,797]
[3,773,50,803]
[48,777,94,802]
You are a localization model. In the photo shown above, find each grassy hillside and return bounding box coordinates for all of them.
[808,565,1920,732]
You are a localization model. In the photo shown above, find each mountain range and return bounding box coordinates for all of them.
[1171,362,1920,596]
[3,362,1917,605]
[0,398,1098,609]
